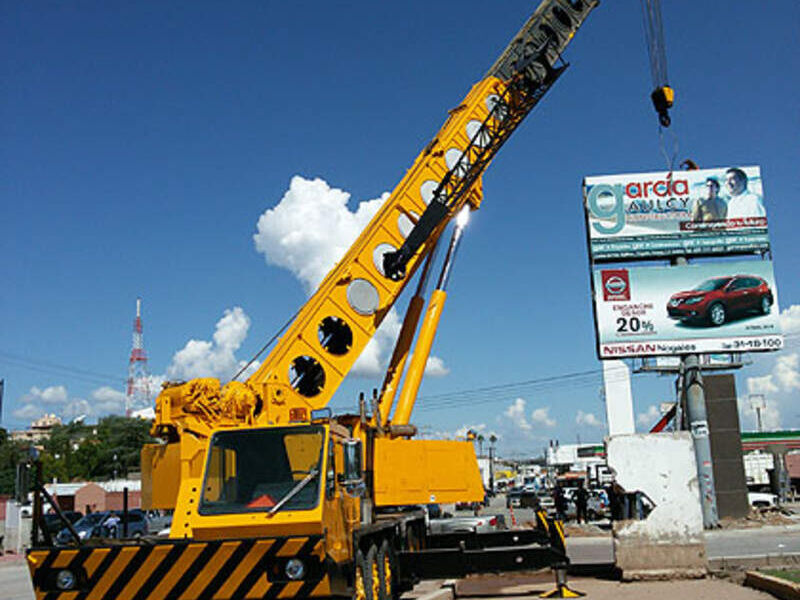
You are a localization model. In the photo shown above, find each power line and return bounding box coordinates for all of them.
[0,350,123,387]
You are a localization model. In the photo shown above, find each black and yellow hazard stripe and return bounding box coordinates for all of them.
[27,535,330,600]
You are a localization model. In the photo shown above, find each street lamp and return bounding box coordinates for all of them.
[749,394,766,432]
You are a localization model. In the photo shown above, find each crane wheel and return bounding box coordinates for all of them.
[367,545,381,600]
[353,549,371,600]
[377,540,397,600]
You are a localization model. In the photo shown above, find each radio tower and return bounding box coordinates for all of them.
[125,297,151,417]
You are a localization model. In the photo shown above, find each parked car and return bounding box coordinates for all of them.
[146,510,172,534]
[55,511,106,544]
[748,491,778,509]
[536,492,556,513]
[667,275,773,326]
[429,514,506,534]
[506,488,550,510]
[56,509,149,544]
[42,511,82,536]
[586,489,609,520]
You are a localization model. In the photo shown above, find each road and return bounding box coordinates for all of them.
[706,524,800,558]
[0,557,34,600]
[467,494,800,562]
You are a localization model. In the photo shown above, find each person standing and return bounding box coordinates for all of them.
[103,513,121,539]
[575,481,589,524]
[552,485,568,522]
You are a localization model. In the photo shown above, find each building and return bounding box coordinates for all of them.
[44,480,142,514]
[10,414,63,443]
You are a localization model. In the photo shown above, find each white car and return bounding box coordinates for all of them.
[748,491,778,508]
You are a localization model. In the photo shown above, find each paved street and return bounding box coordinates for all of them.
[706,523,800,558]
[463,494,800,563]
[0,556,34,600]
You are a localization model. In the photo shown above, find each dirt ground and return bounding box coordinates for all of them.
[452,573,774,600]
[718,507,796,529]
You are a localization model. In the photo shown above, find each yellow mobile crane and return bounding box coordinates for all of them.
[26,2,596,598]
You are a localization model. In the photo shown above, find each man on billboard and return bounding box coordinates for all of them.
[724,167,765,219]
[691,177,727,222]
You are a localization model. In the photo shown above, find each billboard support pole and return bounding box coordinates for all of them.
[675,256,719,529]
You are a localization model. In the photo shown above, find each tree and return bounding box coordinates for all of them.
[0,436,28,495]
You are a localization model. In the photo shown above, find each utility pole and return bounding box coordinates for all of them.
[489,434,497,492]
[674,255,719,528]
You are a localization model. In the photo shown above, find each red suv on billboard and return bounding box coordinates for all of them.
[667,275,773,326]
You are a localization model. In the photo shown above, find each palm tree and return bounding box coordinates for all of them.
[477,434,485,457]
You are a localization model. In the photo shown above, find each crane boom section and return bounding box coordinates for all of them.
[152,0,596,435]
[248,0,595,422]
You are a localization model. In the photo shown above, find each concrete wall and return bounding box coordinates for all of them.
[607,433,706,578]
[3,501,32,554]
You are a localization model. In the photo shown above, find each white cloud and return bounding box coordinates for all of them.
[779,304,800,334]
[12,403,45,420]
[738,394,782,431]
[90,386,127,414]
[12,383,132,423]
[747,374,779,395]
[252,175,448,378]
[737,302,800,431]
[454,423,487,439]
[774,353,800,391]
[531,407,556,428]
[636,404,661,428]
[253,176,386,293]
[425,356,450,377]
[503,398,532,431]
[62,399,94,422]
[576,410,603,428]
[25,385,69,405]
[167,307,253,381]
[746,352,800,400]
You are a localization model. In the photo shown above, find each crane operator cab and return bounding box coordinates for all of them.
[201,426,326,515]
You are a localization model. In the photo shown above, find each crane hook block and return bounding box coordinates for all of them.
[651,85,674,127]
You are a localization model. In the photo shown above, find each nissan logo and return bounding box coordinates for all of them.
[605,276,627,295]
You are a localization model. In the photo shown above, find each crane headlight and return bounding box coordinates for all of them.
[456,206,471,228]
[56,569,77,590]
[285,558,305,580]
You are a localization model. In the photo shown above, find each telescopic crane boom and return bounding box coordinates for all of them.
[153,0,596,439]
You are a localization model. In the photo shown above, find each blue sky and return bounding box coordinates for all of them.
[2,1,799,455]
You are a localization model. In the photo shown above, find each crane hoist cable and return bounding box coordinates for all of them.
[641,0,674,128]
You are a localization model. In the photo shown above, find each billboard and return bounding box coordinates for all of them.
[593,259,783,358]
[584,166,770,261]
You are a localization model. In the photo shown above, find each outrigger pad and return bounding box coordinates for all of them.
[540,563,584,598]
[539,584,586,598]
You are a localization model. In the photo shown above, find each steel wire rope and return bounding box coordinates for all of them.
[231,305,304,382]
